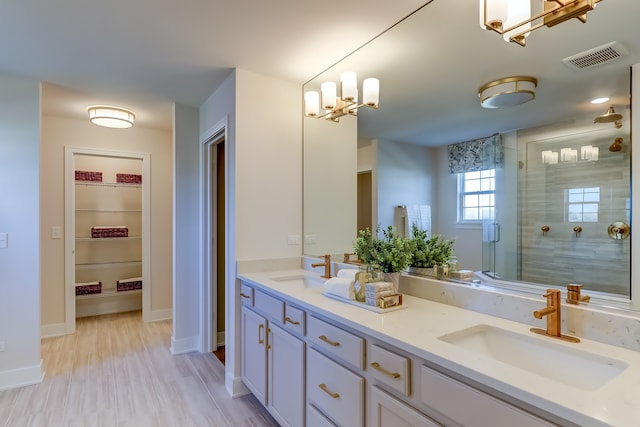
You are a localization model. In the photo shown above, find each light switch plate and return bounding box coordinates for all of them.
[287,235,301,245]
[51,226,62,239]
[0,233,7,248]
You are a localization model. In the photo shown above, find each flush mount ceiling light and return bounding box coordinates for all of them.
[478,76,538,108]
[480,0,603,47]
[87,105,136,129]
[304,72,379,123]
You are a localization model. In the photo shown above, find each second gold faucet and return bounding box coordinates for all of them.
[312,254,332,278]
[531,289,580,343]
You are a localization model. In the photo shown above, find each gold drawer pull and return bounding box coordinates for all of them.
[285,316,300,325]
[318,335,340,347]
[240,292,251,299]
[318,383,340,399]
[370,362,401,379]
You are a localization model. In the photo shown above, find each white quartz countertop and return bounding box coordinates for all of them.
[238,269,640,427]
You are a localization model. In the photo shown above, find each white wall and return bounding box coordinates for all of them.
[186,69,302,396]
[434,145,483,272]
[376,139,435,233]
[172,103,201,353]
[0,75,42,390]
[40,111,174,330]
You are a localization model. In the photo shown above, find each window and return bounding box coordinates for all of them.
[458,169,495,222]
[566,187,600,222]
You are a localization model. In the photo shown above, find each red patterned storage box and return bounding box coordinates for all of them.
[91,226,129,238]
[117,277,142,292]
[116,173,142,184]
[75,170,103,182]
[75,281,102,295]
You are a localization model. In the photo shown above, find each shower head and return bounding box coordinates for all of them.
[609,137,623,152]
[594,105,623,125]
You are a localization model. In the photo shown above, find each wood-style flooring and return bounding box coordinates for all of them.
[0,311,279,427]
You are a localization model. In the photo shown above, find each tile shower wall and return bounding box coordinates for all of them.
[519,127,631,296]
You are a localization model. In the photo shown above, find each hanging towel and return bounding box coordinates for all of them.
[323,277,356,300]
[403,205,431,238]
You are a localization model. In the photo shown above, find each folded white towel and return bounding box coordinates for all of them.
[337,268,359,281]
[323,277,355,300]
[364,281,394,293]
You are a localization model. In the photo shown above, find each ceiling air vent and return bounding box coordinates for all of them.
[562,41,628,70]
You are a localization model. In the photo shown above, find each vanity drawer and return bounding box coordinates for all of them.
[254,288,284,323]
[420,365,555,427]
[308,315,365,369]
[239,283,254,306]
[307,404,337,427]
[283,304,306,336]
[369,344,411,396]
[307,347,364,427]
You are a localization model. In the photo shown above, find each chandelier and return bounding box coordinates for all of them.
[304,72,379,122]
[480,0,602,46]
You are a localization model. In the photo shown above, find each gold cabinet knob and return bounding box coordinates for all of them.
[541,225,550,235]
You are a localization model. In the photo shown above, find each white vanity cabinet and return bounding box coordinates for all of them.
[369,386,441,427]
[419,365,556,427]
[238,277,564,427]
[307,347,364,427]
[240,285,305,427]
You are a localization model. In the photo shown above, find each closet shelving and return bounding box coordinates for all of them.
[74,179,142,303]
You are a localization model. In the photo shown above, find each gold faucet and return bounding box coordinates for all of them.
[531,289,580,343]
[312,254,331,279]
[566,284,590,305]
[343,252,363,265]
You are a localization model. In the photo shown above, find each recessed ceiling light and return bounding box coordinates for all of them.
[591,97,610,104]
[87,105,135,128]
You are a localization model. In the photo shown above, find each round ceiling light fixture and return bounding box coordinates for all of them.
[87,105,136,129]
[478,76,538,109]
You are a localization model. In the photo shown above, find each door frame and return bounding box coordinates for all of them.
[200,118,228,353]
[64,146,151,333]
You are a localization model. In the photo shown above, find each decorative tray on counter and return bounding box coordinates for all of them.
[322,292,408,313]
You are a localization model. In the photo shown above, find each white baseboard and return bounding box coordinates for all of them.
[41,322,68,338]
[0,361,44,391]
[226,371,250,398]
[146,308,172,322]
[217,331,225,347]
[170,335,199,354]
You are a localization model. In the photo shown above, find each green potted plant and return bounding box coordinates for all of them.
[353,225,413,292]
[408,224,455,277]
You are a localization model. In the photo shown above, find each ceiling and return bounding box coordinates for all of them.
[307,0,640,146]
[0,0,426,130]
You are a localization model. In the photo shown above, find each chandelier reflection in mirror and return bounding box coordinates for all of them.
[480,0,603,46]
[304,72,379,122]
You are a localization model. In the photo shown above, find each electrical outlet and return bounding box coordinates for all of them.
[304,234,317,244]
[0,341,5,352]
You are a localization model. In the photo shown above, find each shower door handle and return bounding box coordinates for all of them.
[483,222,501,243]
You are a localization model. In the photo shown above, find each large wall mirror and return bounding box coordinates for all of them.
[303,0,639,307]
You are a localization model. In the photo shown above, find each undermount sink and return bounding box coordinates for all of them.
[438,324,628,390]
[270,274,326,288]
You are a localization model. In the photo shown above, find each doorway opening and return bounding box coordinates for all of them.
[64,147,151,333]
[202,127,227,356]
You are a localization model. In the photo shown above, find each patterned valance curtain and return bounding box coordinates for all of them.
[447,133,503,174]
